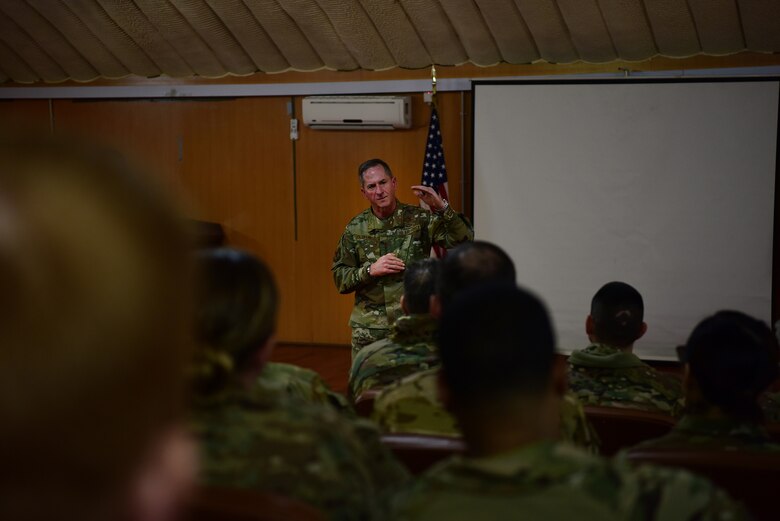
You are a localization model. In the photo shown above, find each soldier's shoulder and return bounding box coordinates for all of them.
[378,367,440,400]
[344,208,374,230]
[260,362,319,384]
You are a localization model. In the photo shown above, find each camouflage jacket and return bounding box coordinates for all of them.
[256,362,352,415]
[392,440,747,521]
[568,343,683,415]
[191,383,409,521]
[633,414,780,451]
[349,314,439,399]
[332,201,473,330]
[372,368,600,453]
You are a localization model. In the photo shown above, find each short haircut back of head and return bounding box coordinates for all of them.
[439,283,555,409]
[590,281,644,347]
[437,240,516,309]
[403,258,439,314]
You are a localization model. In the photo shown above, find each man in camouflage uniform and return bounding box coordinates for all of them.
[392,284,747,521]
[567,281,683,415]
[635,310,780,451]
[349,258,440,399]
[372,241,599,452]
[332,158,473,357]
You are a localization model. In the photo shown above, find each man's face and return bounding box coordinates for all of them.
[360,165,397,212]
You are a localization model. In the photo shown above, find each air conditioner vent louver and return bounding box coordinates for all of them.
[302,96,412,130]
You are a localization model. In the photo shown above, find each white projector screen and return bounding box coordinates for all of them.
[473,79,779,359]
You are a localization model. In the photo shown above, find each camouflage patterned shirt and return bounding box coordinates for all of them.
[568,343,683,415]
[349,313,439,399]
[256,362,353,415]
[332,201,473,331]
[392,440,747,521]
[191,384,409,521]
[372,368,600,453]
[633,414,780,451]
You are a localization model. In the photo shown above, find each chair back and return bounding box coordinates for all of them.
[380,433,465,475]
[626,449,780,521]
[583,405,675,455]
[186,485,325,521]
[354,389,380,417]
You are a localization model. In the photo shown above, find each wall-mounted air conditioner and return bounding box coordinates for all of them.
[302,96,412,130]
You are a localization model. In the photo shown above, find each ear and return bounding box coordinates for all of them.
[637,322,648,339]
[436,371,452,413]
[429,295,442,319]
[360,186,368,200]
[400,295,409,315]
[585,315,595,338]
[129,425,198,521]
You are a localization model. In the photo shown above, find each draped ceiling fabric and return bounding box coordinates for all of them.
[0,0,778,84]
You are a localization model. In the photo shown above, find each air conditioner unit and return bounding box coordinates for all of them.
[302,96,412,130]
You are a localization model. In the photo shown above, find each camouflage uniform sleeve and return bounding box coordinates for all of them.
[560,393,601,454]
[429,204,474,248]
[351,418,412,518]
[332,227,371,294]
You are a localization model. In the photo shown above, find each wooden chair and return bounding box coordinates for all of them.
[380,432,465,475]
[185,485,325,521]
[626,449,780,521]
[353,388,380,417]
[583,405,676,456]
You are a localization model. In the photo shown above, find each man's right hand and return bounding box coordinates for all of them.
[369,253,405,276]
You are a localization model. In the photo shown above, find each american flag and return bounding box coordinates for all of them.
[421,105,449,257]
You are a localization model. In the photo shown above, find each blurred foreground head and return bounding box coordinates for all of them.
[439,283,556,412]
[0,136,195,521]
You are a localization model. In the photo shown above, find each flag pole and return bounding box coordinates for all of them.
[430,65,437,108]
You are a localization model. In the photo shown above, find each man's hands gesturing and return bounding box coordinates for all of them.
[369,253,405,277]
[412,185,446,212]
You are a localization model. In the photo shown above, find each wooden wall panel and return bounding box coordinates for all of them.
[52,99,182,192]
[295,92,466,344]
[175,98,302,341]
[0,99,50,132]
[51,97,302,341]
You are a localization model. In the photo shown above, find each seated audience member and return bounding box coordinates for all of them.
[393,284,747,520]
[189,248,408,521]
[349,258,440,399]
[0,137,197,521]
[635,310,779,451]
[568,281,682,414]
[373,241,598,452]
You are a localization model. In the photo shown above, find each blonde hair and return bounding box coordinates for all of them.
[0,136,192,520]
